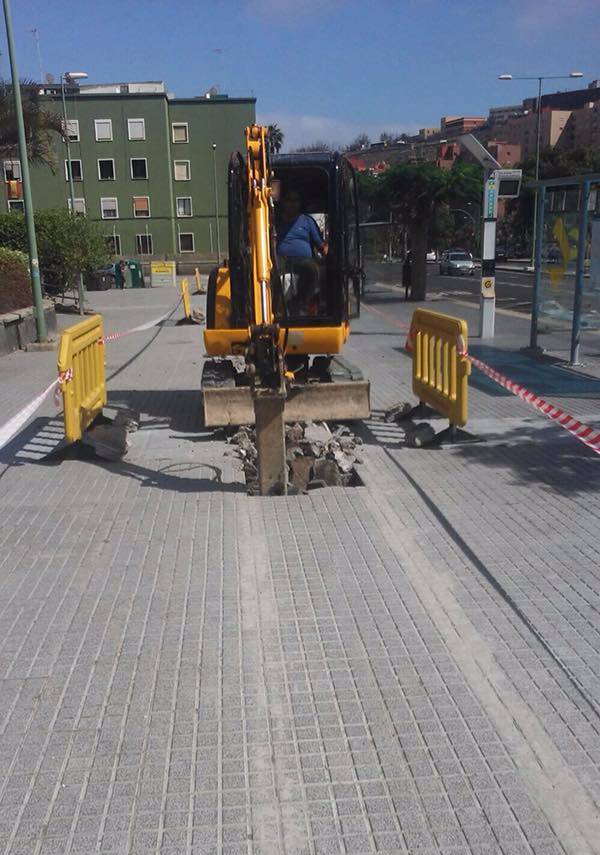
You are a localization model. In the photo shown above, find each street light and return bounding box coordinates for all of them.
[211,143,222,261]
[61,70,88,314]
[2,0,47,341]
[499,71,584,266]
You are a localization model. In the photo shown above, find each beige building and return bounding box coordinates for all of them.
[557,104,600,149]
[487,110,571,160]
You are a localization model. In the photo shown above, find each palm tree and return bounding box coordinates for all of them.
[0,80,64,169]
[267,123,284,154]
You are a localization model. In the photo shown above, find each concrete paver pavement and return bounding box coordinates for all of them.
[0,284,599,853]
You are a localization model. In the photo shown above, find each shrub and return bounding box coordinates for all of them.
[0,246,32,314]
[0,209,109,289]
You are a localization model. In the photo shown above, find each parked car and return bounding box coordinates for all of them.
[439,250,475,276]
[85,265,116,291]
[496,246,508,261]
[426,249,437,263]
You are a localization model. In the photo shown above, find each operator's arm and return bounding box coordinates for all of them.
[307,216,328,255]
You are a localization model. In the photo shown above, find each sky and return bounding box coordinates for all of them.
[3,0,599,150]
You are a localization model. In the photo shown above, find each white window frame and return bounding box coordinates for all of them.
[176,196,193,217]
[136,233,153,255]
[97,158,115,181]
[132,195,151,218]
[127,118,146,141]
[173,160,191,181]
[130,157,148,180]
[107,234,121,255]
[171,122,189,143]
[3,159,21,181]
[100,197,119,219]
[68,197,87,216]
[178,232,195,253]
[64,159,83,181]
[94,119,113,141]
[7,199,24,213]
[64,119,79,142]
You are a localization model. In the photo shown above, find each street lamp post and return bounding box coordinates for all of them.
[2,0,47,341]
[499,71,583,267]
[211,143,222,261]
[61,70,88,314]
[450,207,479,254]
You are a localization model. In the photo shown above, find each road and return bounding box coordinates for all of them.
[365,260,534,313]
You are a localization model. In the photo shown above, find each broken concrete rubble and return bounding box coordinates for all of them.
[227,420,362,493]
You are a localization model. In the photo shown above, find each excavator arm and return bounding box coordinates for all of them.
[243,125,286,393]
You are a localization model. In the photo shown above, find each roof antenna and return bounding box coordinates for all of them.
[26,27,44,82]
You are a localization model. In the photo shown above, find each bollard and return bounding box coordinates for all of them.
[180,278,192,321]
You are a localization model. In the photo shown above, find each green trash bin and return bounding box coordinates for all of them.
[127,260,145,288]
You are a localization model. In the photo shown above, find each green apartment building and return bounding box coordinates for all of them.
[0,80,255,260]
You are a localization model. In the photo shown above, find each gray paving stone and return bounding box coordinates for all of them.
[0,286,598,854]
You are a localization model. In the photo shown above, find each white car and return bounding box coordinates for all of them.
[426,250,437,263]
[439,250,475,276]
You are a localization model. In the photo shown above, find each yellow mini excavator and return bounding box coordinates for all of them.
[202,125,370,494]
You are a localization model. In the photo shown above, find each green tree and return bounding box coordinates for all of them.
[0,209,109,288]
[0,80,64,168]
[346,133,370,151]
[291,140,333,152]
[267,123,284,154]
[360,161,481,300]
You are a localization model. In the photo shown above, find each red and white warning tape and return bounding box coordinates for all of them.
[404,324,600,455]
[0,297,183,452]
[99,298,182,344]
[467,353,600,455]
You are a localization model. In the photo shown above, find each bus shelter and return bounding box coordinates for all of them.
[530,173,600,364]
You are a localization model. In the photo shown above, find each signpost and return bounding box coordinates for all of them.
[151,261,177,288]
[459,135,522,339]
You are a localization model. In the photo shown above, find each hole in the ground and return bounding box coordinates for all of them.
[227,421,364,494]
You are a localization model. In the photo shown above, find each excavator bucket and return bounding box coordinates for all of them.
[202,356,370,428]
[203,378,370,427]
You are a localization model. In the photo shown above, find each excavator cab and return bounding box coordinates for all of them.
[204,151,363,361]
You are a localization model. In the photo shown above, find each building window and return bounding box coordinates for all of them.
[94,119,113,141]
[65,159,83,181]
[101,197,119,219]
[64,119,79,142]
[68,197,86,216]
[173,160,190,181]
[130,158,148,180]
[98,159,115,180]
[172,122,189,143]
[136,233,153,254]
[178,232,195,252]
[7,199,24,213]
[176,196,192,217]
[133,196,150,217]
[127,118,146,140]
[106,234,121,255]
[3,159,21,181]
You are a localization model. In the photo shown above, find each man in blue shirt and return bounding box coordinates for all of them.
[276,191,327,313]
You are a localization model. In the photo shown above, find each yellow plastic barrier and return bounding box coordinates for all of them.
[194,267,204,294]
[409,308,470,427]
[180,278,191,320]
[58,314,106,442]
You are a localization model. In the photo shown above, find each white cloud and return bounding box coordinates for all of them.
[258,111,420,151]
